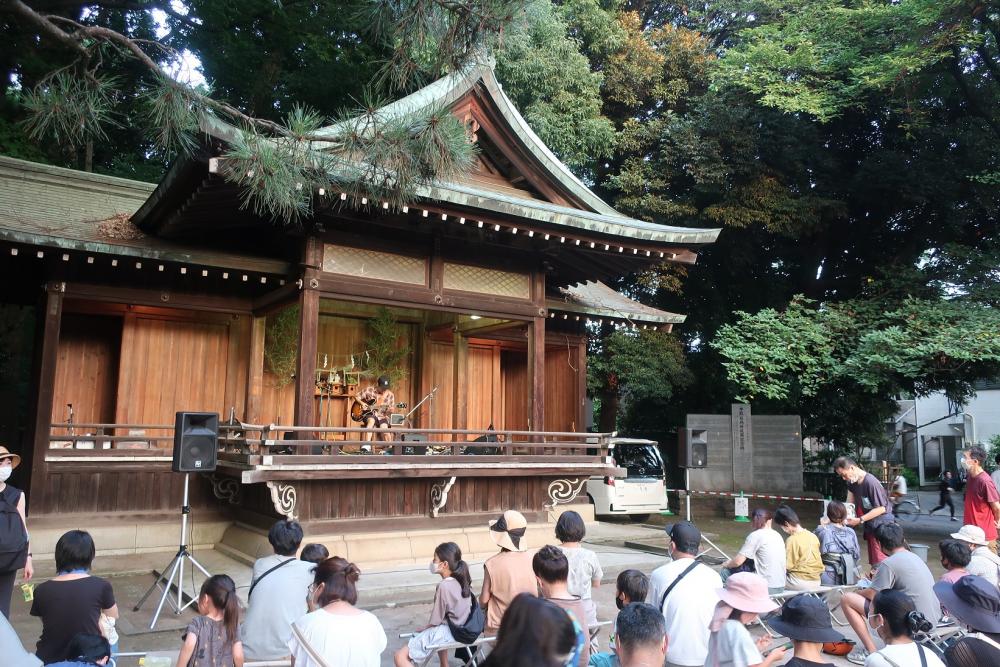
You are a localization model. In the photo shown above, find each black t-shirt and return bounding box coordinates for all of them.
[30,575,115,663]
[784,658,835,667]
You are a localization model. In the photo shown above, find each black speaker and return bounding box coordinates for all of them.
[172,412,219,472]
[679,428,708,468]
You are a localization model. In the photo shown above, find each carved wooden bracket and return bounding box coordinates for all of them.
[545,478,587,510]
[266,481,298,520]
[206,473,241,505]
[430,477,457,518]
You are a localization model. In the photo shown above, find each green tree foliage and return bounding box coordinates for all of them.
[363,308,410,385]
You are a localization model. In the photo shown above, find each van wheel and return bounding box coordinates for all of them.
[628,514,650,523]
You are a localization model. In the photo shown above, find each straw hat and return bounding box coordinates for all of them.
[716,572,780,614]
[0,446,21,469]
[951,524,989,546]
[488,510,528,552]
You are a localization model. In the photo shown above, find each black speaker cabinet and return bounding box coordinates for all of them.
[172,412,219,473]
[679,428,708,468]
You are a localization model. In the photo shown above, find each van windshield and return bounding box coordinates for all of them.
[613,444,664,478]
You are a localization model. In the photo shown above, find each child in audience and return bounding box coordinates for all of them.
[46,633,111,667]
[766,594,840,667]
[939,539,972,584]
[774,505,823,590]
[533,545,590,667]
[706,572,785,667]
[300,543,329,565]
[177,574,244,667]
[590,569,650,664]
[815,501,861,585]
[556,511,603,627]
[394,542,473,667]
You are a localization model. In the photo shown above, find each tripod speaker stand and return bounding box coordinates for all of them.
[133,473,212,628]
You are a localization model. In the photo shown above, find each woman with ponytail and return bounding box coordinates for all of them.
[862,590,944,667]
[177,574,244,667]
[289,557,386,667]
[394,542,474,667]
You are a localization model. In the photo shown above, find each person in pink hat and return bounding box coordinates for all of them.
[705,572,785,667]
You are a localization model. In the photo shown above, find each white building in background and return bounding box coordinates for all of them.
[890,381,1000,485]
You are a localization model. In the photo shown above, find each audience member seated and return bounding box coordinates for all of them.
[480,510,537,635]
[938,539,971,584]
[859,590,944,667]
[589,602,667,667]
[605,569,649,657]
[300,543,330,565]
[177,574,243,667]
[533,545,590,667]
[645,521,722,667]
[481,593,578,667]
[766,594,842,667]
[288,557,386,667]
[241,519,316,661]
[721,509,787,594]
[45,634,111,667]
[950,524,1000,587]
[933,575,1000,666]
[30,530,117,664]
[815,501,862,586]
[841,523,942,664]
[0,610,41,667]
[706,572,785,667]
[773,505,823,591]
[394,542,473,667]
[556,511,603,627]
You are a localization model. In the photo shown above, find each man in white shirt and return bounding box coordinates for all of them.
[644,521,722,667]
[242,520,318,661]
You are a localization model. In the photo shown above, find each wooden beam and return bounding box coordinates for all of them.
[29,282,64,505]
[577,338,588,432]
[452,331,469,443]
[63,282,254,313]
[246,314,266,423]
[294,238,322,441]
[528,317,546,432]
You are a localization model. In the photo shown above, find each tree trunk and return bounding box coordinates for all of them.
[84,140,93,172]
[599,385,619,432]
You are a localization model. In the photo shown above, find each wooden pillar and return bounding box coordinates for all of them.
[527,317,545,432]
[452,331,469,446]
[294,238,322,432]
[577,338,588,432]
[245,315,266,423]
[28,282,65,506]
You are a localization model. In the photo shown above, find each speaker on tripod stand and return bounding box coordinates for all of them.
[134,411,218,629]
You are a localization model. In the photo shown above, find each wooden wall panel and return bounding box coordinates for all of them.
[115,316,230,425]
[423,341,455,437]
[36,464,215,515]
[502,350,528,431]
[260,373,296,424]
[51,314,121,425]
[545,345,580,433]
[467,346,501,432]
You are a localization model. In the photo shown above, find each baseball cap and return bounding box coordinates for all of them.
[666,521,701,554]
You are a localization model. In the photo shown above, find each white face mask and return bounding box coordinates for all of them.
[429,561,440,575]
[0,466,11,482]
[961,457,972,471]
[867,612,883,637]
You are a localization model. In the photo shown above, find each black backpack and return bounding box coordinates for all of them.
[448,593,486,644]
[0,486,27,573]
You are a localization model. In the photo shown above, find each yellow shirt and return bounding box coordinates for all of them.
[786,529,824,580]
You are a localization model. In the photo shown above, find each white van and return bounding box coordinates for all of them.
[587,438,669,521]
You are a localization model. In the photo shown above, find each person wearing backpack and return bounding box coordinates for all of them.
[0,446,32,619]
[394,542,475,667]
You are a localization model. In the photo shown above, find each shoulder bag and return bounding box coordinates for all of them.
[0,486,28,573]
[659,560,701,611]
[248,557,296,599]
[448,593,486,644]
[291,621,331,667]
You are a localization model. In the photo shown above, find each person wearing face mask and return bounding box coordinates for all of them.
[959,445,1000,554]
[833,457,894,566]
[0,445,31,620]
[394,542,473,667]
[860,590,944,667]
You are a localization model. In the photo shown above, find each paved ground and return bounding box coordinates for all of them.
[9,496,970,666]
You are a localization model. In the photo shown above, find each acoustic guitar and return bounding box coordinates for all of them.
[350,399,374,423]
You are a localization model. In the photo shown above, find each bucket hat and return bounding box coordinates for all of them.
[0,446,21,469]
[766,594,844,643]
[934,575,1000,634]
[715,572,779,614]
[951,525,989,546]
[489,510,528,552]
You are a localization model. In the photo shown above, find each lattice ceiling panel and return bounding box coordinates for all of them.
[322,245,426,285]
[443,263,530,299]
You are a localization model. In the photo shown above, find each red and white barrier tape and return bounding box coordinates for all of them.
[664,489,826,502]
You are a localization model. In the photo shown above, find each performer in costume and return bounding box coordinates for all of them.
[357,375,395,446]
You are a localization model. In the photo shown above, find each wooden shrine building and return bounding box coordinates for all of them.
[0,63,719,563]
